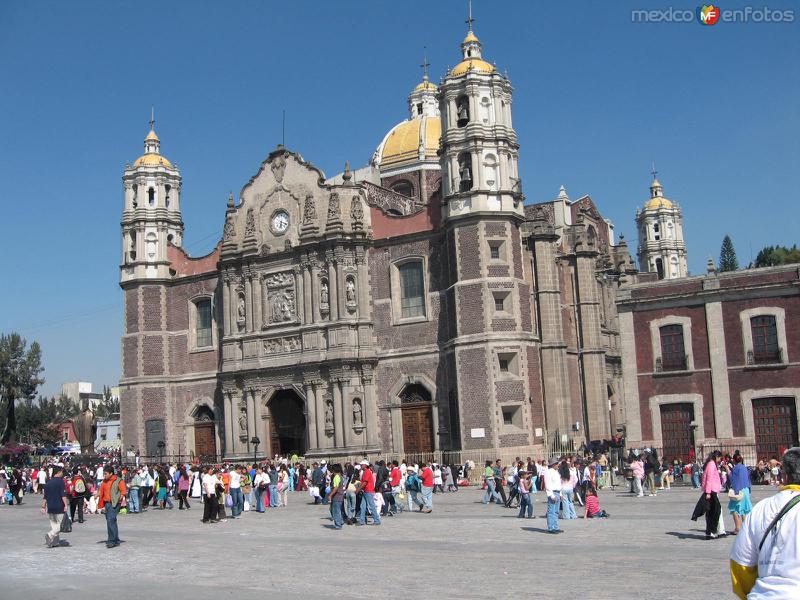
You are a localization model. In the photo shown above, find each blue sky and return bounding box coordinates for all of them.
[1,1,797,397]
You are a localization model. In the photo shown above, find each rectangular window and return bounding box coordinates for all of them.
[751,315,779,363]
[502,405,522,428]
[196,299,213,347]
[399,262,426,319]
[494,296,505,312]
[659,324,686,371]
[489,243,501,260]
[499,358,509,372]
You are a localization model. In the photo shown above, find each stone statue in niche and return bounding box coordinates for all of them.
[303,193,317,224]
[345,278,356,311]
[270,152,287,183]
[320,280,330,314]
[324,400,334,430]
[237,294,246,330]
[238,405,247,434]
[352,398,363,428]
[244,208,256,237]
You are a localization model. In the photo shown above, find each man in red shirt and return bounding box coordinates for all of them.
[419,462,434,513]
[357,460,381,526]
[389,460,404,513]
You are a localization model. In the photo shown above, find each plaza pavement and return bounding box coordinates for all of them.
[2,483,773,599]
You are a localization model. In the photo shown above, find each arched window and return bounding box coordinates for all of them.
[165,184,171,208]
[148,187,155,207]
[399,261,425,319]
[456,95,470,127]
[391,180,413,198]
[655,258,664,279]
[458,153,473,192]
[400,383,432,405]
[128,231,137,261]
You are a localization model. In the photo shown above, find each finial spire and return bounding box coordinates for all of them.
[420,47,430,81]
[466,0,475,31]
[149,105,155,132]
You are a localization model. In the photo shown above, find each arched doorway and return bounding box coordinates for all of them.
[400,384,434,453]
[269,390,306,456]
[193,406,217,459]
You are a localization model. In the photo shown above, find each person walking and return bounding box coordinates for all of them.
[544,457,562,534]
[228,466,243,516]
[559,459,577,519]
[68,467,87,524]
[419,462,435,513]
[41,465,69,548]
[357,460,381,525]
[631,456,645,498]
[727,454,752,535]
[482,460,502,505]
[493,459,508,506]
[517,471,533,519]
[177,467,192,510]
[329,463,346,529]
[96,466,127,548]
[201,466,220,523]
[278,465,289,508]
[730,447,800,599]
[702,451,724,540]
[253,467,268,513]
[127,469,141,514]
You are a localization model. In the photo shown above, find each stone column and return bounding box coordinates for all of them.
[246,388,256,453]
[223,391,233,456]
[305,382,318,451]
[314,381,327,449]
[332,378,344,448]
[310,260,321,323]
[357,254,369,319]
[244,275,253,332]
[341,376,353,448]
[362,366,378,447]
[705,301,733,439]
[222,278,231,335]
[327,258,339,321]
[336,262,347,319]
[294,267,304,325]
[230,282,238,337]
[253,274,262,331]
[471,151,481,190]
[303,264,312,323]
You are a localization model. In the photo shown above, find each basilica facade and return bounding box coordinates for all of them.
[119,25,639,460]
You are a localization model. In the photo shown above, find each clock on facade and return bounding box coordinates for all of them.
[271,210,289,234]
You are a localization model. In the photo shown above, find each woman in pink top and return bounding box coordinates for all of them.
[701,451,723,539]
[631,458,645,497]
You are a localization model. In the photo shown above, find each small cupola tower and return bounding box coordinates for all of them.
[120,110,184,283]
[439,3,522,221]
[635,168,689,279]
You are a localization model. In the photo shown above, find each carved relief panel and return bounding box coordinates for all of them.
[264,271,296,326]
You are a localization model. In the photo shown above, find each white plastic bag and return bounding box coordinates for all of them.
[243,500,250,512]
[309,486,319,498]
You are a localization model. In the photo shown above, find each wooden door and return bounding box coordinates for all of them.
[194,423,217,459]
[753,397,799,461]
[402,405,434,454]
[660,403,694,463]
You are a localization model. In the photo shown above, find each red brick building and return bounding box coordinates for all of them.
[617,264,800,461]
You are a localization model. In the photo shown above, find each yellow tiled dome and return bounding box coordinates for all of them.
[377,117,441,168]
[644,198,674,210]
[133,153,173,168]
[414,80,438,92]
[451,58,496,77]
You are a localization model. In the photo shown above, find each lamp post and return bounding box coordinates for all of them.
[157,440,165,465]
[251,436,260,465]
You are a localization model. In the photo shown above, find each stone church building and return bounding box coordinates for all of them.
[119,25,639,460]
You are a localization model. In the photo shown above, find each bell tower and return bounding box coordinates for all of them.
[440,7,536,452]
[120,111,184,283]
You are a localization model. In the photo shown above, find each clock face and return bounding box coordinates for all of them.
[271,210,289,234]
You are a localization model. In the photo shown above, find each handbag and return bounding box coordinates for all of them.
[727,488,743,501]
[60,514,72,533]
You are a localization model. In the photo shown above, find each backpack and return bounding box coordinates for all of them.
[74,478,86,495]
[406,474,421,492]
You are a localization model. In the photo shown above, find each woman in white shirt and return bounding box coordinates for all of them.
[201,467,220,523]
[278,465,290,507]
[253,467,268,513]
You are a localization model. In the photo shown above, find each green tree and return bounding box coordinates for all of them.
[754,244,800,268]
[95,391,120,420]
[719,235,739,272]
[0,333,45,445]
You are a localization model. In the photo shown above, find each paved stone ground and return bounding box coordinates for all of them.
[1,483,773,599]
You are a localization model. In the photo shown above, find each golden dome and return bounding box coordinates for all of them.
[450,58,496,77]
[378,117,441,168]
[133,153,174,168]
[644,197,674,210]
[463,31,480,44]
[414,80,438,92]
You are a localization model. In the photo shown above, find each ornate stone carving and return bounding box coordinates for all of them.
[303,193,317,224]
[223,214,236,241]
[264,271,296,325]
[262,336,302,355]
[352,398,363,428]
[350,195,364,225]
[244,208,256,237]
[363,181,422,216]
[238,402,248,436]
[327,192,340,221]
[270,152,287,183]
